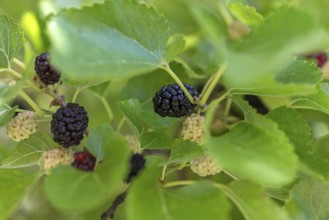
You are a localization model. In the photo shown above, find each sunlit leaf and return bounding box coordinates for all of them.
[1,132,57,169]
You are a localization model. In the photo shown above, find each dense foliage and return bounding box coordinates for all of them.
[1,0,329,219]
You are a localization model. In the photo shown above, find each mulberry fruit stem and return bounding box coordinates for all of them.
[90,91,114,122]
[199,74,215,99]
[163,180,196,188]
[7,67,23,79]
[160,164,168,182]
[217,2,234,26]
[160,62,196,104]
[72,86,86,103]
[100,96,114,122]
[13,58,26,69]
[18,90,43,116]
[201,91,230,113]
[224,98,232,116]
[116,117,126,132]
[199,64,227,106]
[6,67,45,94]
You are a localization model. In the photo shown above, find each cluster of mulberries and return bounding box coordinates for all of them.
[7,111,37,141]
[34,52,61,85]
[39,148,74,173]
[71,150,97,172]
[180,113,222,177]
[190,155,222,177]
[153,83,199,117]
[50,103,88,147]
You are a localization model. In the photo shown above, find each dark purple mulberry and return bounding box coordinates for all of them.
[51,103,88,147]
[72,151,96,172]
[153,83,199,117]
[126,153,145,183]
[35,52,61,85]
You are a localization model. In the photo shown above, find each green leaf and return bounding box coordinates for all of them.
[126,164,231,220]
[299,1,329,30]
[165,34,186,62]
[40,0,105,15]
[120,69,173,102]
[119,99,144,138]
[0,148,9,163]
[285,176,329,220]
[207,121,297,185]
[275,60,322,84]
[168,139,204,164]
[0,81,22,107]
[241,7,329,58]
[0,170,37,220]
[290,83,329,115]
[86,124,115,160]
[227,2,264,27]
[88,81,111,96]
[267,107,329,179]
[48,0,169,85]
[223,57,322,96]
[44,136,130,211]
[0,105,17,128]
[1,132,57,169]
[222,7,329,96]
[141,130,174,149]
[141,101,178,129]
[206,98,298,185]
[190,2,227,52]
[227,181,290,220]
[0,15,24,68]
[173,58,207,79]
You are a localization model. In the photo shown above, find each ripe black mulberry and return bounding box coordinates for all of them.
[126,153,145,183]
[34,52,61,85]
[153,83,199,117]
[51,103,88,147]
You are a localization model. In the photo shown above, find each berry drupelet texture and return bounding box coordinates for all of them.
[39,148,74,174]
[126,153,146,183]
[153,83,199,117]
[190,155,222,177]
[7,111,37,141]
[181,113,205,144]
[34,52,61,85]
[72,151,96,172]
[51,103,88,147]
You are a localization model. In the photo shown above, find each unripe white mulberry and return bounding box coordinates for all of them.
[125,135,141,153]
[39,148,74,174]
[7,111,37,141]
[181,114,222,176]
[181,113,205,144]
[190,155,222,177]
[0,78,16,86]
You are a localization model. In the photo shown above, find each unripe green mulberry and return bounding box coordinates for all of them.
[190,155,222,177]
[181,113,205,144]
[39,148,74,174]
[7,111,37,141]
